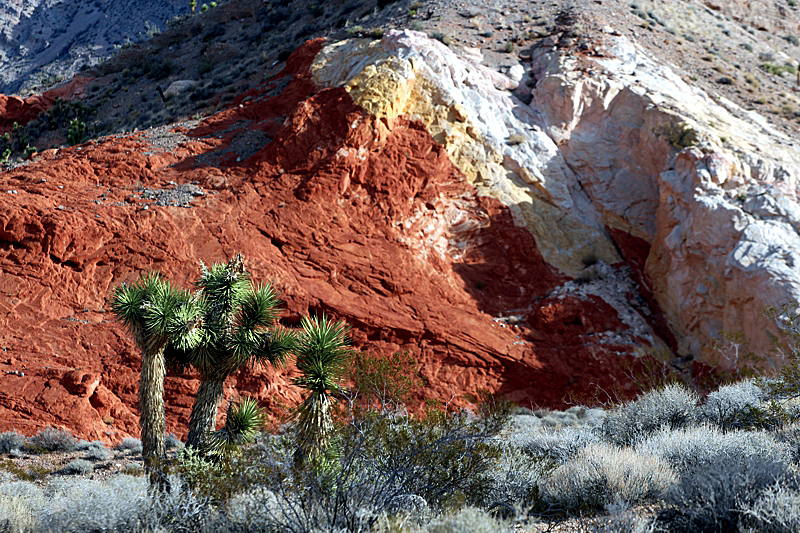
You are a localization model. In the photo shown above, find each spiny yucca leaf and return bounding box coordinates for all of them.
[111,280,149,332]
[141,279,183,333]
[236,284,281,332]
[226,328,262,369]
[188,329,224,377]
[253,327,296,367]
[206,396,265,456]
[164,294,204,352]
[112,272,198,356]
[293,315,351,395]
[196,255,251,323]
[111,272,166,329]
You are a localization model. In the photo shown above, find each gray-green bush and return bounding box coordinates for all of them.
[0,431,26,454]
[115,437,143,454]
[600,383,698,446]
[740,482,800,533]
[0,479,45,532]
[425,507,512,533]
[482,442,552,513]
[516,426,600,464]
[84,447,112,461]
[37,475,207,533]
[28,427,76,452]
[696,379,770,430]
[635,425,790,476]
[63,459,94,474]
[541,442,676,514]
[73,440,106,451]
[657,454,796,532]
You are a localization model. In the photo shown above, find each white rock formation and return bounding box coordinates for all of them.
[531,33,800,365]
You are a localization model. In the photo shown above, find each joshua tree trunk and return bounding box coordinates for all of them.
[186,378,226,449]
[295,391,333,464]
[138,340,168,489]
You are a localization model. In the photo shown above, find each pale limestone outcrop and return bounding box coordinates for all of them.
[312,29,800,368]
[530,33,800,365]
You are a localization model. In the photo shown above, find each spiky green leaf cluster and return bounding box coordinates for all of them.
[196,255,250,324]
[293,315,352,396]
[207,396,265,457]
[187,256,290,378]
[111,272,201,355]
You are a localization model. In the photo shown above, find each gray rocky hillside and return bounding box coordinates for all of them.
[0,0,187,94]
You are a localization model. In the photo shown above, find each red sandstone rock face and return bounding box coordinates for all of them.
[0,76,91,134]
[0,40,654,443]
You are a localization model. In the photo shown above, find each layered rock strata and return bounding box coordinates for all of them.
[2,27,798,441]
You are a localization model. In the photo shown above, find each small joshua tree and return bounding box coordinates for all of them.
[111,272,201,488]
[293,315,353,466]
[205,396,266,457]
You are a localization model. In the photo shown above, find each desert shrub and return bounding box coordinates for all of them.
[541,410,580,428]
[425,507,512,533]
[504,413,543,433]
[600,383,698,446]
[696,379,771,430]
[0,479,45,533]
[516,426,600,464]
[481,442,554,513]
[28,427,76,452]
[761,63,796,76]
[115,437,143,453]
[348,350,423,413]
[198,58,215,76]
[171,445,245,504]
[0,431,26,454]
[205,486,284,532]
[73,440,106,451]
[740,482,800,533]
[63,459,94,474]
[540,442,676,515]
[656,454,796,533]
[636,425,791,476]
[431,32,453,46]
[37,475,208,533]
[85,446,112,461]
[564,405,607,426]
[142,57,174,80]
[216,402,510,532]
[774,423,800,463]
[655,122,699,150]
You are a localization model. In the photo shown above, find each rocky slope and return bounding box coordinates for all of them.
[0,0,186,94]
[1,0,800,443]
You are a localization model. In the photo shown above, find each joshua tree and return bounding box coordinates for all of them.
[111,273,201,487]
[190,0,196,13]
[182,254,295,449]
[293,314,353,465]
